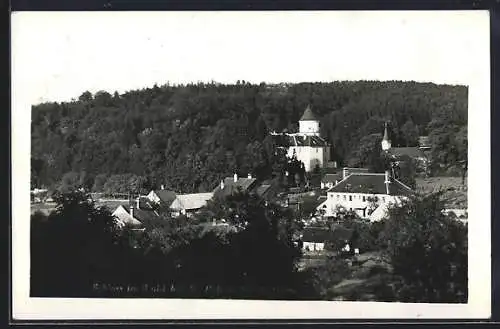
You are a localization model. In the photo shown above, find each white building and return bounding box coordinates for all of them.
[317,170,413,222]
[271,105,332,172]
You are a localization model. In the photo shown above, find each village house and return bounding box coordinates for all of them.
[301,227,332,252]
[146,187,177,209]
[212,173,258,199]
[169,192,214,217]
[316,170,413,222]
[112,197,159,229]
[270,105,333,172]
[300,226,353,253]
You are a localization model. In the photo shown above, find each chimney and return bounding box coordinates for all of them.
[247,173,252,179]
[234,173,238,182]
[343,168,349,179]
[384,170,391,195]
[130,205,134,220]
[136,197,140,209]
[220,180,225,189]
[161,184,165,190]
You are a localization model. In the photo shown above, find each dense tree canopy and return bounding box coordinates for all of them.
[380,191,468,302]
[31,191,305,299]
[31,81,467,192]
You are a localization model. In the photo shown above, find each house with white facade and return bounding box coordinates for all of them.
[270,106,332,172]
[316,170,413,222]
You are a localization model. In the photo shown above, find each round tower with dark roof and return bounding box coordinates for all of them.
[299,105,320,136]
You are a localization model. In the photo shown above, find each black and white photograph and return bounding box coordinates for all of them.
[12,10,490,320]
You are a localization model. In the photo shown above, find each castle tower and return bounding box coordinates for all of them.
[298,105,320,136]
[381,122,392,151]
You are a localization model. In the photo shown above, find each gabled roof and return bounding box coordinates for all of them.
[213,177,258,199]
[255,184,272,197]
[170,193,214,211]
[132,196,156,210]
[389,147,427,159]
[152,189,177,206]
[254,181,281,201]
[322,173,342,183]
[117,205,160,227]
[328,173,413,196]
[300,105,318,121]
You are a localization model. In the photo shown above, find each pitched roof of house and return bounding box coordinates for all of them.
[131,196,156,210]
[255,184,272,197]
[271,134,329,147]
[322,173,342,183]
[300,105,318,121]
[213,177,258,198]
[152,189,177,206]
[170,193,214,211]
[118,205,160,227]
[389,147,427,159]
[328,173,413,196]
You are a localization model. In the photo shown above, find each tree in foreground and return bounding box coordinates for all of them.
[380,191,468,303]
[30,191,121,296]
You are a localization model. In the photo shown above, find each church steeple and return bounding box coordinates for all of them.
[381,122,392,151]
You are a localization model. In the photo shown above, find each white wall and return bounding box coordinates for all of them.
[317,192,401,218]
[299,120,319,135]
[288,146,326,172]
[146,191,160,203]
[303,241,324,252]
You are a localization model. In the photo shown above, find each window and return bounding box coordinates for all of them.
[349,196,352,201]
[362,196,366,202]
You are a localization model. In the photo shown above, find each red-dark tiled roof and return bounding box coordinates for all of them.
[322,173,342,183]
[328,173,413,196]
[123,206,161,227]
[153,190,177,206]
[300,105,318,121]
[213,177,258,198]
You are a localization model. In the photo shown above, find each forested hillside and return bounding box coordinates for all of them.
[31,81,468,193]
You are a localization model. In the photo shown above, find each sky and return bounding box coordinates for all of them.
[11,10,489,104]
